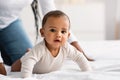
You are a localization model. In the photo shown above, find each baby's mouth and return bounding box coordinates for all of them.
[54,39,61,42]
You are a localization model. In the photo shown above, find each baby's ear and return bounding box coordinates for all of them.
[40,28,44,37]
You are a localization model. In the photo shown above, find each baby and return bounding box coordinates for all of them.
[12,10,92,78]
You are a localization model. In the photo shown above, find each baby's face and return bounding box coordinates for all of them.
[40,16,70,50]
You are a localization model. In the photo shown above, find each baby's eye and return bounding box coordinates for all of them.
[61,31,66,34]
[50,29,56,32]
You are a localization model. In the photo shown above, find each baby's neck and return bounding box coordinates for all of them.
[48,47,60,57]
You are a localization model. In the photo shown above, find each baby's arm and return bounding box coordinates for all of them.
[21,59,35,78]
[21,52,38,78]
[0,63,6,75]
[76,52,92,71]
[67,44,92,71]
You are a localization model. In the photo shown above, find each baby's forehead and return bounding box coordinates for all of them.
[42,15,70,29]
[45,26,70,32]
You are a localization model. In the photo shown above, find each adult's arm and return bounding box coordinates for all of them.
[39,0,56,15]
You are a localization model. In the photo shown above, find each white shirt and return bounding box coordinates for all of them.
[0,0,56,29]
[21,40,92,78]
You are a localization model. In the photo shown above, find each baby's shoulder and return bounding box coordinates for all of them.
[34,41,45,49]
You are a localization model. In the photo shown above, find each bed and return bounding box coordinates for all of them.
[1,40,120,80]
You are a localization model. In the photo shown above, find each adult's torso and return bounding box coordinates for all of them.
[0,0,33,29]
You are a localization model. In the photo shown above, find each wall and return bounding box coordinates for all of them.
[105,0,117,40]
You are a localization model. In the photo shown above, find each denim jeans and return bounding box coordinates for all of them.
[0,19,33,65]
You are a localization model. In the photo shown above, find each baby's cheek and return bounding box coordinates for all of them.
[62,39,67,44]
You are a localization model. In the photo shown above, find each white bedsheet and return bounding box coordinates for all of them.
[1,40,120,80]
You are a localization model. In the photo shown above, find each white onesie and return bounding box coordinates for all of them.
[21,40,92,78]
